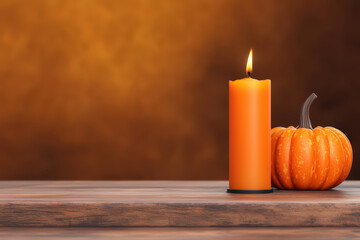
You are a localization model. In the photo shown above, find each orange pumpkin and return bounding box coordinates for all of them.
[271,93,353,190]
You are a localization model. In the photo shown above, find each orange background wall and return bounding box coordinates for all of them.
[0,0,359,179]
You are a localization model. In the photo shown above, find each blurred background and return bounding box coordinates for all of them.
[0,0,359,180]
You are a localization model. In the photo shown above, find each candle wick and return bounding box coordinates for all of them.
[247,72,251,78]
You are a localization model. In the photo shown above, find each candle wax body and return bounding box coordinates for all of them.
[229,78,271,190]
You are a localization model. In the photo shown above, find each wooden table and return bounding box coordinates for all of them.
[0,181,359,239]
[1,227,360,240]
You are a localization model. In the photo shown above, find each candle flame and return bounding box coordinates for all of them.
[246,49,252,77]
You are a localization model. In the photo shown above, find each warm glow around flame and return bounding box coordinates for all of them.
[246,49,253,76]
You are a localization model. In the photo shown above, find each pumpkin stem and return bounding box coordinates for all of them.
[299,93,317,129]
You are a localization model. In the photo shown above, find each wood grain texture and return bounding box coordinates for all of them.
[0,227,360,240]
[0,181,359,227]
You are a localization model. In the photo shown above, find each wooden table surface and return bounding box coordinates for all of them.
[1,227,360,240]
[0,181,359,227]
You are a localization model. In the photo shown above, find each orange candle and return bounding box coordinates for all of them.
[228,49,272,193]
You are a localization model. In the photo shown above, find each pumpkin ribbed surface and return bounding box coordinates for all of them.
[271,126,352,190]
